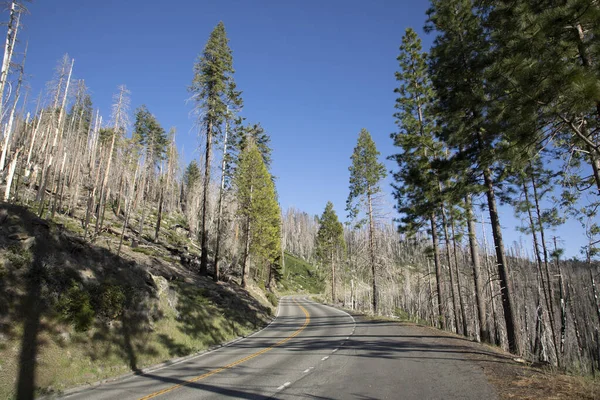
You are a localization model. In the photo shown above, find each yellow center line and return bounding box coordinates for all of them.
[138,298,310,400]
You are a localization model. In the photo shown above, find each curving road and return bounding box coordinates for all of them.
[62,297,497,400]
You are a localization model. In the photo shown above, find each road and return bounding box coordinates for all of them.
[63,297,497,400]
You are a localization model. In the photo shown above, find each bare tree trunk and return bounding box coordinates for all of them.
[38,58,74,218]
[154,184,164,242]
[214,117,229,282]
[118,162,138,256]
[426,257,436,326]
[241,184,253,288]
[0,40,24,172]
[199,119,214,275]
[331,249,336,302]
[0,2,19,127]
[450,213,469,337]
[241,216,251,288]
[466,194,488,342]
[482,215,501,346]
[25,110,43,176]
[441,205,460,333]
[530,169,558,354]
[554,237,567,356]
[431,214,445,329]
[4,146,20,200]
[367,191,377,314]
[97,86,126,234]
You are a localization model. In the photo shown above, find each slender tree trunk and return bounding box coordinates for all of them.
[241,216,251,288]
[199,119,214,275]
[482,212,501,346]
[0,39,24,172]
[97,87,124,234]
[367,191,377,314]
[0,2,19,127]
[331,249,336,302]
[450,214,469,337]
[25,110,43,176]
[554,237,567,356]
[441,205,460,333]
[483,166,521,354]
[155,184,164,242]
[426,257,436,326]
[38,59,74,217]
[465,194,488,342]
[4,146,20,200]
[241,184,253,288]
[118,163,139,256]
[522,178,560,364]
[431,214,445,329]
[214,117,229,282]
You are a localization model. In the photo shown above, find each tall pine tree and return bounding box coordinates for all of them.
[235,139,281,288]
[190,22,242,276]
[347,128,386,314]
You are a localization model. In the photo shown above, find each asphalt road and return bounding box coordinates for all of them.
[62,297,497,400]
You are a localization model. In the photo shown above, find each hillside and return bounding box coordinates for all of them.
[0,203,274,399]
[280,252,325,295]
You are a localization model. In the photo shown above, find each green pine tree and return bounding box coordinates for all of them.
[316,201,345,302]
[427,0,521,354]
[190,21,242,276]
[346,128,386,314]
[235,139,281,288]
[390,27,449,330]
[133,105,167,168]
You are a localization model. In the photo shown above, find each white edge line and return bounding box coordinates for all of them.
[321,356,329,361]
[59,296,288,399]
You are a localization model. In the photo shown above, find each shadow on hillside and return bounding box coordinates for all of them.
[0,203,271,398]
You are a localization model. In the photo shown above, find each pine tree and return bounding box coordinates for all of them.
[190,21,242,276]
[316,201,345,302]
[133,105,167,168]
[235,139,280,288]
[427,0,521,354]
[390,27,448,329]
[346,128,386,314]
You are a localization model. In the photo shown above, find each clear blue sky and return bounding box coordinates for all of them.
[18,0,587,258]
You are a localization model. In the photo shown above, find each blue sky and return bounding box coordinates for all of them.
[17,0,588,257]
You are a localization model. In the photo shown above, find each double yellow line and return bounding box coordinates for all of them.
[139,298,310,399]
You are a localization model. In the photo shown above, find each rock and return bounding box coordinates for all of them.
[21,237,35,250]
[131,239,139,248]
[8,232,30,241]
[59,331,71,344]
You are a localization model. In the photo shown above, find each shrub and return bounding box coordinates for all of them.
[6,245,32,270]
[56,281,95,332]
[266,292,278,307]
[96,283,126,321]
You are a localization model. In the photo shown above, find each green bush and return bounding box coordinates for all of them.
[6,246,32,270]
[266,292,278,307]
[56,281,95,332]
[96,283,126,321]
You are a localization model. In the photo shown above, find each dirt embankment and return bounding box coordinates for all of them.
[0,204,272,399]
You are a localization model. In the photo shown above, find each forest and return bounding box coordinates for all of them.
[0,0,598,381]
